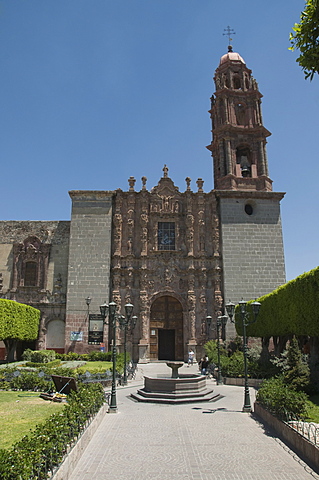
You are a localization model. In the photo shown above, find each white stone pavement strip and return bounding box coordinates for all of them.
[67,363,319,480]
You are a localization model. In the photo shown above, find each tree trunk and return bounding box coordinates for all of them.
[3,338,18,363]
[272,335,290,356]
[260,336,270,364]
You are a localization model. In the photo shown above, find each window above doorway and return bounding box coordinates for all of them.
[158,222,175,251]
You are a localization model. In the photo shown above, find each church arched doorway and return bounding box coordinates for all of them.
[150,296,183,361]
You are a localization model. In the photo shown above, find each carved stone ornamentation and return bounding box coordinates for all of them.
[110,167,221,361]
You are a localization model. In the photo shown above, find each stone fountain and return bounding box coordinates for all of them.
[131,361,221,404]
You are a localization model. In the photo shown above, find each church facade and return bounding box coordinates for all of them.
[0,47,286,362]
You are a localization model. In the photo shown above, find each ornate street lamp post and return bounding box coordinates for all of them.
[100,301,118,413]
[225,299,261,412]
[206,315,228,385]
[99,301,136,410]
[118,303,134,386]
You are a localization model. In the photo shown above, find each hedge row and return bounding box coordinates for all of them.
[0,383,105,480]
[243,267,319,338]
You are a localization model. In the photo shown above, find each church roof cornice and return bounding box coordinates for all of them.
[69,190,115,199]
[214,190,285,201]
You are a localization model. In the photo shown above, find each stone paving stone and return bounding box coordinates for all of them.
[68,363,319,480]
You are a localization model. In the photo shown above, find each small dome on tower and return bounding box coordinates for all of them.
[219,45,245,66]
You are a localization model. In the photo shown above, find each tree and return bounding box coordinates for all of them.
[284,337,310,391]
[0,299,40,362]
[289,0,319,80]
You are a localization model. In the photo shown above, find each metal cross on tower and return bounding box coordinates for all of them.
[223,26,236,45]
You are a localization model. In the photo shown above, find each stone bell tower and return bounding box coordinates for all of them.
[207,46,286,330]
[208,45,272,192]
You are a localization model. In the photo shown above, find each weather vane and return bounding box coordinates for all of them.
[223,26,236,46]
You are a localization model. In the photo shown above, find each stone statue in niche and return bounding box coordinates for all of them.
[163,197,170,212]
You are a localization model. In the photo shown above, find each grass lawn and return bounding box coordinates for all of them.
[0,391,65,450]
[75,361,113,373]
[307,394,319,423]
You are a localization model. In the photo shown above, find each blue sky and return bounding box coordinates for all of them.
[0,0,318,282]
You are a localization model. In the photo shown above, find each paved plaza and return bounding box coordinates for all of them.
[68,363,319,480]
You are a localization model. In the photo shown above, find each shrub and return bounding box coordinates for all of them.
[205,338,279,379]
[1,369,53,392]
[22,350,56,364]
[204,340,227,365]
[56,351,113,362]
[25,359,61,368]
[0,383,105,479]
[221,351,245,377]
[256,376,308,418]
[88,351,112,362]
[21,348,33,362]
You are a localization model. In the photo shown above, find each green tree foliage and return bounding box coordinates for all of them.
[245,267,319,338]
[271,337,311,390]
[0,299,40,362]
[256,376,308,418]
[289,0,319,80]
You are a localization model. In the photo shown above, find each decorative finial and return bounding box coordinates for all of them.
[163,165,169,178]
[128,176,136,191]
[141,176,147,190]
[196,178,204,193]
[223,26,235,47]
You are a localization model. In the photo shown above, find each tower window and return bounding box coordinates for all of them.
[24,262,37,286]
[236,146,252,177]
[233,76,241,89]
[158,222,175,251]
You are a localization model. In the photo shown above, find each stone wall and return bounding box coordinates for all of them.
[65,191,114,353]
[218,191,286,338]
[0,221,70,297]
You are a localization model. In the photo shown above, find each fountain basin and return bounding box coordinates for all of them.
[166,361,184,378]
[144,374,206,394]
[131,373,222,404]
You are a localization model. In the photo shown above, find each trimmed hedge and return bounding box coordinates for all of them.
[56,351,112,362]
[22,349,56,363]
[25,359,61,369]
[0,299,40,341]
[0,383,105,480]
[242,267,319,338]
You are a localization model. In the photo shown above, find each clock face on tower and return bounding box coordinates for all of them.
[158,222,175,251]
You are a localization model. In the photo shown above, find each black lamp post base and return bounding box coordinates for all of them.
[242,405,252,413]
[108,406,118,414]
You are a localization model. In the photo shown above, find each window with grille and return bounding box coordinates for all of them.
[158,222,175,251]
[24,262,37,286]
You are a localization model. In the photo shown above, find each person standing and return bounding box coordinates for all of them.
[188,349,195,366]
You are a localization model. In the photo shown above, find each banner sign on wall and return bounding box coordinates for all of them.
[88,314,104,345]
[70,331,83,342]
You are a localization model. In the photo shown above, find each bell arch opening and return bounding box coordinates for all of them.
[150,295,183,361]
